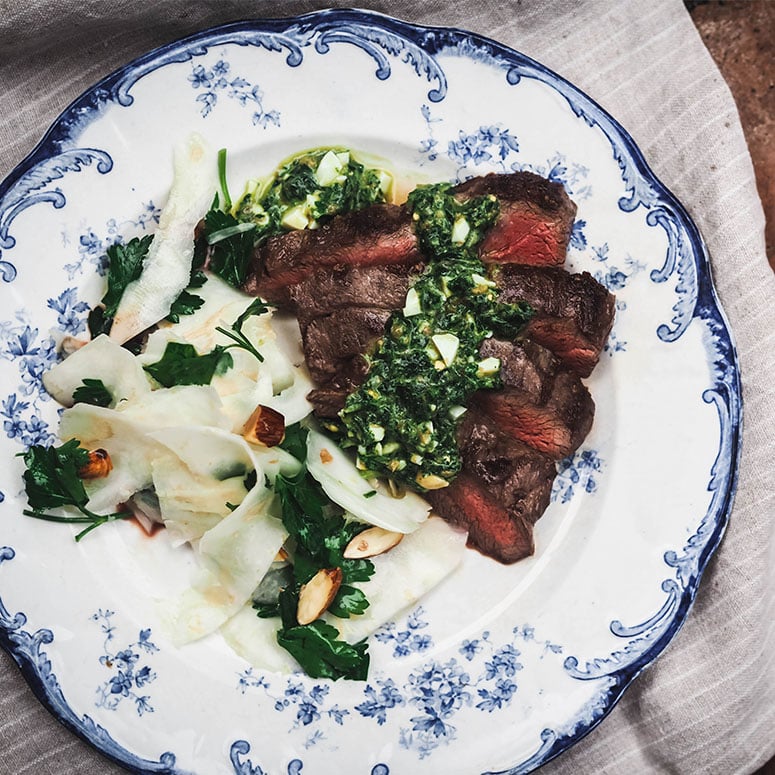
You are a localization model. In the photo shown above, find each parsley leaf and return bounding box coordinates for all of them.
[258,466,374,680]
[243,469,258,491]
[205,208,255,287]
[22,440,90,512]
[88,236,153,338]
[234,298,270,329]
[278,422,309,462]
[143,341,233,387]
[72,378,113,408]
[165,227,209,323]
[101,236,153,318]
[214,298,270,363]
[328,585,369,618]
[165,289,205,323]
[87,306,112,339]
[20,440,131,541]
[273,468,329,551]
[89,233,207,333]
[277,621,369,681]
[274,469,375,583]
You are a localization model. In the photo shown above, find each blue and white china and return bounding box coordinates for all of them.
[0,10,740,774]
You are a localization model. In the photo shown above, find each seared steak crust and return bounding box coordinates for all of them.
[285,263,423,417]
[302,307,391,384]
[291,263,423,332]
[456,409,557,527]
[427,472,535,564]
[307,385,351,418]
[493,265,615,376]
[474,339,595,459]
[452,172,577,266]
[426,408,557,563]
[243,204,421,303]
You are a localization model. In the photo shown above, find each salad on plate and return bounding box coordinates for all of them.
[19,134,610,681]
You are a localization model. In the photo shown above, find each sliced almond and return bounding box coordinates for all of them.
[297,567,342,625]
[60,336,89,355]
[78,448,113,479]
[415,473,450,490]
[343,526,404,559]
[242,404,285,447]
[386,478,406,498]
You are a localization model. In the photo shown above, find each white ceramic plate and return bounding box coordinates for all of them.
[0,10,740,774]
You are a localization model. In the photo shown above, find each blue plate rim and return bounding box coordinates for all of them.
[0,8,742,774]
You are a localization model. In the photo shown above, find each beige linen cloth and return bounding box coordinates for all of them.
[1,0,773,773]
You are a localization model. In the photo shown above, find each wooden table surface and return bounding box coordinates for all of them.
[690,4,774,773]
[688,0,774,272]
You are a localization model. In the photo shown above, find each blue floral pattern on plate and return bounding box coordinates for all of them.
[0,550,181,773]
[0,9,740,775]
[92,609,159,716]
[1,312,58,447]
[63,201,160,280]
[552,449,604,504]
[373,607,433,658]
[233,611,564,762]
[188,57,281,128]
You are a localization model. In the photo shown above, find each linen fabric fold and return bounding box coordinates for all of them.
[1,1,773,773]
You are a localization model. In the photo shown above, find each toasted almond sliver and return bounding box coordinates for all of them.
[77,448,113,480]
[274,547,289,563]
[242,404,285,447]
[386,478,406,499]
[343,526,404,559]
[415,473,450,490]
[297,567,343,625]
[61,336,89,355]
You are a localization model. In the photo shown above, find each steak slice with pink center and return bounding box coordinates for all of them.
[243,203,421,303]
[493,265,615,376]
[452,171,577,266]
[474,338,595,459]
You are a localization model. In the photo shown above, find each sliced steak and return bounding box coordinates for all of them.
[243,204,421,302]
[307,352,372,419]
[307,385,350,418]
[427,409,556,563]
[287,263,420,417]
[474,338,594,459]
[427,472,535,564]
[290,263,422,332]
[452,172,576,266]
[301,307,390,384]
[493,265,615,376]
[456,408,557,527]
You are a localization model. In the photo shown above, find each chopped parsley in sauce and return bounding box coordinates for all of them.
[202,148,392,288]
[331,182,533,491]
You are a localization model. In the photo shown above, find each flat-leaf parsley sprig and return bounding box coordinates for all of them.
[143,341,233,388]
[214,298,271,364]
[20,439,132,541]
[252,424,373,680]
[72,378,113,408]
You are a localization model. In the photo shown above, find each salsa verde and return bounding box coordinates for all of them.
[330,182,533,491]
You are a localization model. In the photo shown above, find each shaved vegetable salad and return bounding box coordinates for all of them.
[20,136,467,680]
